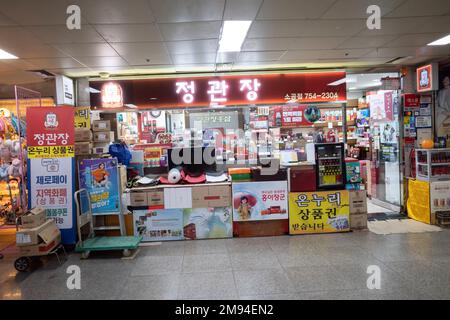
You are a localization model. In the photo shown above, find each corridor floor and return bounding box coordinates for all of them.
[1,230,450,300]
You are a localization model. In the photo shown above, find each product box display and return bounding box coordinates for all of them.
[191,185,231,208]
[183,207,232,240]
[94,131,114,143]
[16,219,59,247]
[289,190,350,234]
[232,181,288,221]
[147,189,164,207]
[349,190,368,214]
[75,142,92,155]
[129,191,148,207]
[350,213,368,230]
[92,144,110,154]
[21,207,46,229]
[74,128,93,142]
[92,120,111,132]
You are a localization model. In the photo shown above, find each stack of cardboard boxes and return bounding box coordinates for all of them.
[93,120,114,155]
[16,208,61,256]
[74,127,93,156]
[349,190,368,230]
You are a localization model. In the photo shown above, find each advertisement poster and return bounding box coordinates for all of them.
[183,207,232,240]
[272,105,321,127]
[133,209,183,242]
[74,106,91,129]
[232,181,288,222]
[29,157,73,229]
[26,106,75,158]
[289,191,350,234]
[430,181,450,213]
[380,121,398,143]
[437,74,450,141]
[78,158,120,214]
[415,116,432,128]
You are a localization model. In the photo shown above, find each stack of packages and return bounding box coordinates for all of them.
[349,190,368,230]
[15,208,61,256]
[74,126,93,156]
[92,120,114,155]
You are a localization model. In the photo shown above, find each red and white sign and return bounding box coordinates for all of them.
[27,107,75,147]
[403,93,420,108]
[90,72,347,109]
[416,64,438,92]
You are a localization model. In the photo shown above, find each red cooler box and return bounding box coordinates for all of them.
[288,165,317,192]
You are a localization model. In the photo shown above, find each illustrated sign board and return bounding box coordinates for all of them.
[232,181,288,222]
[90,72,347,108]
[78,158,120,214]
[289,190,350,234]
[133,209,184,242]
[74,106,91,129]
[416,63,438,92]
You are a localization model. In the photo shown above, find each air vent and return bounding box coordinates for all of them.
[27,69,55,79]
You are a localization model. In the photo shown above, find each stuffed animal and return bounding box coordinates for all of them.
[8,158,22,178]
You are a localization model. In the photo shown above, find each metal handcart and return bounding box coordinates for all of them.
[74,189,141,259]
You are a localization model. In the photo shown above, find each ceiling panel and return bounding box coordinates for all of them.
[159,21,222,41]
[110,42,168,58]
[0,0,74,25]
[22,57,85,69]
[237,51,286,62]
[0,12,18,26]
[0,70,43,85]
[94,24,162,42]
[248,20,365,38]
[121,53,172,66]
[256,0,335,20]
[243,37,348,51]
[1,44,68,59]
[224,0,262,20]
[79,0,155,24]
[166,39,218,55]
[149,0,225,23]
[386,0,450,17]
[171,52,217,64]
[0,27,45,46]
[337,35,398,49]
[28,25,105,44]
[359,16,450,35]
[365,47,421,58]
[281,48,372,61]
[321,0,405,19]
[54,43,118,57]
[215,52,239,63]
[75,56,129,68]
[383,33,449,47]
[0,59,37,71]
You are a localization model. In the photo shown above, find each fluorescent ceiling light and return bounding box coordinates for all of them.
[124,104,138,109]
[89,87,101,93]
[0,49,18,59]
[428,34,450,46]
[328,78,356,86]
[218,21,252,53]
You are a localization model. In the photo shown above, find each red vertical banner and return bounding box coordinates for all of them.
[26,107,75,158]
[384,92,393,121]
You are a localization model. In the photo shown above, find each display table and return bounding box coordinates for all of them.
[126,182,233,241]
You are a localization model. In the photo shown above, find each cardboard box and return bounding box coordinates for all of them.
[192,185,231,208]
[74,128,93,142]
[92,120,111,132]
[21,207,46,229]
[16,219,59,247]
[129,191,148,207]
[349,190,368,214]
[75,142,92,155]
[92,144,110,154]
[350,213,368,230]
[147,188,164,207]
[94,131,114,143]
[18,233,61,256]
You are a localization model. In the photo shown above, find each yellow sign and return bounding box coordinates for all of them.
[407,179,430,224]
[74,106,91,129]
[27,145,75,158]
[289,190,350,234]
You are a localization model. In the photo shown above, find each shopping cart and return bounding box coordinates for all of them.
[74,189,141,259]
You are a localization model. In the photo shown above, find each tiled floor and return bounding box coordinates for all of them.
[2,230,450,300]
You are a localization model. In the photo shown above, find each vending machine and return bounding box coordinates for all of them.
[315,143,346,190]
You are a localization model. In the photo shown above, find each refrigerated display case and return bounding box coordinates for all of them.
[416,148,450,181]
[315,143,346,190]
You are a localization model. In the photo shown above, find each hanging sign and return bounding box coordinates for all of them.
[74,106,91,129]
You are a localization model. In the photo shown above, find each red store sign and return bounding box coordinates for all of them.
[90,72,347,109]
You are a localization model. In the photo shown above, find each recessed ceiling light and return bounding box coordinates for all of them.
[428,34,450,46]
[218,21,252,53]
[124,104,138,109]
[0,49,18,59]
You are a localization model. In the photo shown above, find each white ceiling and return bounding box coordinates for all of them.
[0,0,448,84]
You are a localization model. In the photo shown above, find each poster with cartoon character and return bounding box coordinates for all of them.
[232,181,288,222]
[78,158,120,214]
